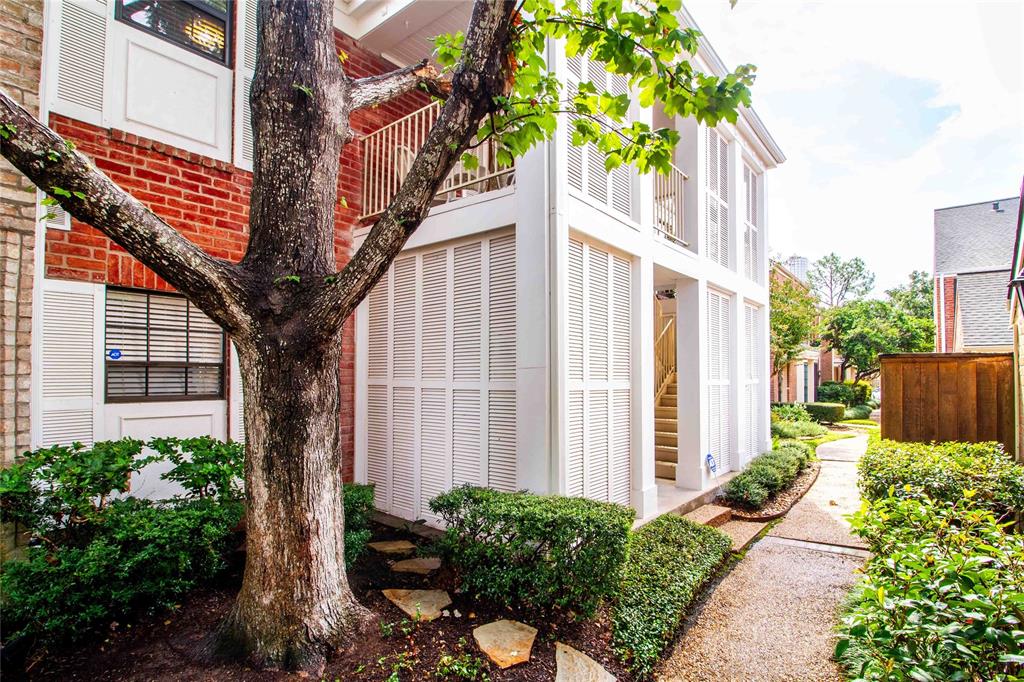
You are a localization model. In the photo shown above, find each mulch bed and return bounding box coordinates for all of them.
[721,462,821,522]
[10,523,633,682]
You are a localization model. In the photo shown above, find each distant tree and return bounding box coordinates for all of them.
[808,253,875,307]
[886,269,933,321]
[769,269,818,378]
[821,299,932,379]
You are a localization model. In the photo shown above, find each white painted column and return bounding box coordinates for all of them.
[632,254,657,516]
[675,277,707,490]
[516,143,552,494]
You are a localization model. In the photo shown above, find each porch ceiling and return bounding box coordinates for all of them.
[348,1,471,68]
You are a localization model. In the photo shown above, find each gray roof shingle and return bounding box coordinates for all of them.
[934,197,1019,274]
[958,270,1012,347]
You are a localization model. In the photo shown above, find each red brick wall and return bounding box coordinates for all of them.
[42,30,430,481]
[934,275,956,352]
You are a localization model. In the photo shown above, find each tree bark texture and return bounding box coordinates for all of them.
[0,0,517,669]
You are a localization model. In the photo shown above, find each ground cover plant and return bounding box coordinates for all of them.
[721,443,813,510]
[771,403,812,423]
[430,486,634,617]
[611,515,731,677]
[771,419,827,439]
[837,492,1023,681]
[858,436,1024,517]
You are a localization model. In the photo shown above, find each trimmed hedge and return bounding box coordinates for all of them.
[611,515,730,677]
[429,486,634,616]
[804,402,845,423]
[858,437,1024,516]
[771,419,827,439]
[843,404,872,420]
[722,444,812,510]
[838,492,1023,680]
[818,380,871,406]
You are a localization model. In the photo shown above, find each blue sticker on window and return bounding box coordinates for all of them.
[108,348,122,360]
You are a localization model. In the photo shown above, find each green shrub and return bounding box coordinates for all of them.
[837,493,1023,681]
[612,515,730,677]
[342,482,375,568]
[429,486,634,616]
[722,447,811,510]
[775,439,813,461]
[770,419,827,439]
[817,381,854,405]
[148,436,244,500]
[1,497,242,646]
[858,437,1024,516]
[803,402,845,423]
[844,404,872,420]
[771,403,811,423]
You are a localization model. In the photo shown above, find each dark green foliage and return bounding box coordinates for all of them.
[611,515,731,677]
[819,381,872,407]
[770,403,812,423]
[722,445,812,510]
[858,437,1024,516]
[342,482,375,568]
[775,439,813,459]
[429,486,634,617]
[1,497,242,646]
[0,438,149,542]
[148,436,244,500]
[771,419,827,439]
[803,402,846,423]
[837,493,1023,681]
[844,404,872,420]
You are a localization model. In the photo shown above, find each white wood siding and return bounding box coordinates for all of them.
[566,236,632,505]
[365,232,517,522]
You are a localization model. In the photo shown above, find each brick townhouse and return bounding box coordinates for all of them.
[5,0,787,523]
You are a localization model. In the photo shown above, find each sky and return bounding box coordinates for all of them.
[685,0,1024,294]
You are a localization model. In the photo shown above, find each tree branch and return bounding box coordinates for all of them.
[310,0,517,334]
[348,59,451,111]
[0,90,249,331]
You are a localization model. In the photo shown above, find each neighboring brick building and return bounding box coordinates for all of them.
[934,196,1018,353]
[17,0,426,487]
[0,0,43,466]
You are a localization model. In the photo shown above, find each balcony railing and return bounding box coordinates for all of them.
[359,101,516,219]
[653,163,688,246]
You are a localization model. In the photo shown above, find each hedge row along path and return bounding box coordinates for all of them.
[657,434,871,681]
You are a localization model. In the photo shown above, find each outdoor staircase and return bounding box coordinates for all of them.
[655,375,678,480]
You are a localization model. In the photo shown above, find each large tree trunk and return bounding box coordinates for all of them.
[218,339,365,669]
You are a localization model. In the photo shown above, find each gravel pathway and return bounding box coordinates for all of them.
[657,435,870,681]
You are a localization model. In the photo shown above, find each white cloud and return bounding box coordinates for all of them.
[686,0,1024,292]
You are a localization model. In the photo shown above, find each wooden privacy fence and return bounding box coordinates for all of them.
[880,353,1013,454]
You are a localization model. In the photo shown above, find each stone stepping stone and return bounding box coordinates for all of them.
[391,556,441,575]
[555,643,614,681]
[719,519,769,553]
[381,588,451,622]
[472,619,538,669]
[369,540,416,555]
[683,503,733,528]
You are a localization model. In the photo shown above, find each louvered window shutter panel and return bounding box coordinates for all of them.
[391,257,416,379]
[41,281,97,446]
[366,384,390,509]
[420,250,448,380]
[53,0,107,126]
[453,242,482,381]
[38,192,71,231]
[488,235,516,380]
[367,269,390,378]
[419,387,448,520]
[390,386,416,519]
[607,74,632,216]
[706,289,732,473]
[587,389,609,500]
[743,165,760,282]
[229,342,245,442]
[704,128,730,268]
[234,0,259,169]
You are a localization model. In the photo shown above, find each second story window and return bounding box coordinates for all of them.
[116,0,233,66]
[105,289,225,402]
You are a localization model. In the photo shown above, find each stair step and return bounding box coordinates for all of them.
[655,460,676,480]
[655,406,676,419]
[655,445,677,463]
[683,504,733,528]
[660,395,678,407]
[655,430,676,446]
[655,418,677,431]
[718,519,770,553]
[664,384,677,395]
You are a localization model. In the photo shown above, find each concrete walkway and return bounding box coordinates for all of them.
[657,434,870,681]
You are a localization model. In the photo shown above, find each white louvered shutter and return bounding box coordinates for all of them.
[234,0,259,169]
[743,166,761,282]
[366,266,392,510]
[390,387,416,519]
[487,235,517,490]
[743,304,761,463]
[707,289,731,473]
[229,342,245,442]
[705,127,730,268]
[607,74,632,216]
[38,191,71,231]
[41,280,98,446]
[565,237,632,505]
[52,0,107,127]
